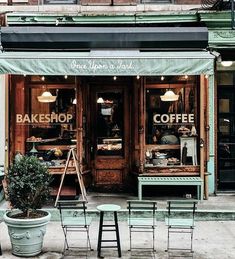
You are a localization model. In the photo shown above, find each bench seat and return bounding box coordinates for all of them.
[138,176,203,200]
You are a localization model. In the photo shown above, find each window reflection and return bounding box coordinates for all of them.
[96,92,123,156]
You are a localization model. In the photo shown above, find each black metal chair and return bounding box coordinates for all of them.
[57,200,93,256]
[165,200,198,258]
[127,200,157,252]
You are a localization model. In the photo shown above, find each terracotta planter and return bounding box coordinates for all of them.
[4,210,51,257]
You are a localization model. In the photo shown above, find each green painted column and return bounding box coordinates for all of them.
[208,74,215,194]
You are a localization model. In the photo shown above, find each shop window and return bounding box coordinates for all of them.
[10,77,77,168]
[27,87,76,164]
[140,0,173,3]
[43,0,78,4]
[145,76,199,167]
[96,91,124,156]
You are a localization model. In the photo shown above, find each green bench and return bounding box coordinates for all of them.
[138,176,203,200]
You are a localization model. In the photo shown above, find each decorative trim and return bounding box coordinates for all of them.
[10,231,30,240]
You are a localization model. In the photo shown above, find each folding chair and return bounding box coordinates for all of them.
[0,219,2,256]
[127,200,157,251]
[165,200,198,258]
[57,200,93,256]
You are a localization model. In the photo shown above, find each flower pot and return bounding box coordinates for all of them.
[3,210,51,257]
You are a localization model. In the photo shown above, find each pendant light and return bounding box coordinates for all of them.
[97,97,104,103]
[160,86,179,102]
[37,90,57,103]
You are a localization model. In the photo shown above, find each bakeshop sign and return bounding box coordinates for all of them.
[153,113,194,124]
[16,113,73,124]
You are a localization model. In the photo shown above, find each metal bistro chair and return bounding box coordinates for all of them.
[165,200,198,258]
[0,218,2,256]
[127,200,157,252]
[57,200,93,256]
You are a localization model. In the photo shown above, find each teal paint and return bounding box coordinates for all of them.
[208,75,215,194]
[0,51,214,76]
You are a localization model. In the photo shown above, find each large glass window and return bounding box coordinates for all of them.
[145,76,199,167]
[10,76,77,167]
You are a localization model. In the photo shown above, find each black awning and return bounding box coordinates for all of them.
[1,26,208,50]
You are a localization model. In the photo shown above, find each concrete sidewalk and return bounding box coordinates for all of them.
[1,220,235,259]
[1,192,235,221]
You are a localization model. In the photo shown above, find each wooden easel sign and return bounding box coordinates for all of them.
[54,146,87,207]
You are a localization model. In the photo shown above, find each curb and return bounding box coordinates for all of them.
[1,208,234,221]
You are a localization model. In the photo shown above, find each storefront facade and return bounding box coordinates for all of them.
[0,12,216,198]
[201,10,235,192]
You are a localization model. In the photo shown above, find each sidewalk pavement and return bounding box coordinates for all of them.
[1,220,235,259]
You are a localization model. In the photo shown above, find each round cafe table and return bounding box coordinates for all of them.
[96,204,121,258]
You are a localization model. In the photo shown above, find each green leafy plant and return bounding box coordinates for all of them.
[6,155,52,218]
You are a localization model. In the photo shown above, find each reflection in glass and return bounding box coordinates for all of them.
[96,92,123,156]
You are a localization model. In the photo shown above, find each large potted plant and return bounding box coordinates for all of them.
[3,155,52,257]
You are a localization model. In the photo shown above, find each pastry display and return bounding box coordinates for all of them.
[167,157,180,165]
[178,126,190,137]
[27,136,42,142]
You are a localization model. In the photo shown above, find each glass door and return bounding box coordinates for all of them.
[217,72,235,190]
[90,80,130,188]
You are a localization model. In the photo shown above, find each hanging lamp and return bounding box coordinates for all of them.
[97,97,104,103]
[160,88,179,102]
[37,90,57,103]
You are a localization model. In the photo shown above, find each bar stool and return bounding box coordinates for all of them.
[97,204,121,258]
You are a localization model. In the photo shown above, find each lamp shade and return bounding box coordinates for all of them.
[97,97,104,103]
[160,90,179,102]
[221,61,233,67]
[37,91,57,103]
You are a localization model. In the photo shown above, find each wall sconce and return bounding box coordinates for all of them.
[72,98,77,104]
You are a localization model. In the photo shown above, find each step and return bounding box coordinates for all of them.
[0,208,234,221]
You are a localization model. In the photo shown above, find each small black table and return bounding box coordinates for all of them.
[97,204,121,258]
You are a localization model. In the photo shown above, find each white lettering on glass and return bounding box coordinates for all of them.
[153,114,194,124]
[16,113,73,124]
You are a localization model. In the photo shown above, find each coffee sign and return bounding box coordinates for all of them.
[153,113,194,124]
[16,113,73,124]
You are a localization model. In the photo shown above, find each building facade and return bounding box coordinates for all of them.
[0,0,234,198]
